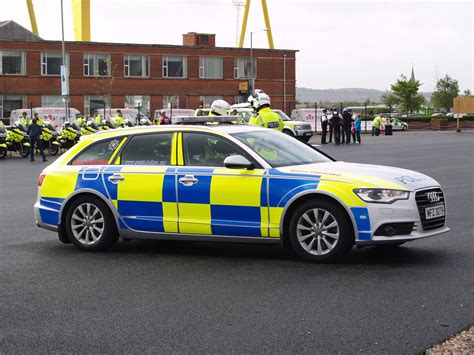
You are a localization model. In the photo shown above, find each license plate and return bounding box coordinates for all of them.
[304,132,313,136]
[425,205,445,219]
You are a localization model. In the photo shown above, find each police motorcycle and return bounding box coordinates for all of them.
[3,121,31,158]
[81,121,100,136]
[138,117,152,126]
[98,119,115,131]
[122,118,134,128]
[36,119,60,156]
[0,121,8,159]
[58,121,81,149]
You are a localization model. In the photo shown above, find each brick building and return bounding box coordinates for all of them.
[0,20,297,120]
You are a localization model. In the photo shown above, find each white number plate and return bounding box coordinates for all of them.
[425,205,445,219]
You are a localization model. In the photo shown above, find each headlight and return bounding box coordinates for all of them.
[294,124,302,130]
[353,188,409,204]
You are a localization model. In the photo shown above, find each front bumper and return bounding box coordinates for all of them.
[354,187,449,245]
[294,129,314,138]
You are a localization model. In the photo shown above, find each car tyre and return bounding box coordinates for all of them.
[283,129,295,137]
[288,200,354,262]
[65,196,118,251]
[402,126,408,131]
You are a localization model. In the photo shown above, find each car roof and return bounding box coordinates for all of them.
[85,124,267,140]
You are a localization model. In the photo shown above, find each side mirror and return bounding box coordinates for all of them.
[223,155,254,170]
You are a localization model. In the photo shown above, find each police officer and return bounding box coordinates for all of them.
[19,112,29,128]
[27,116,47,162]
[111,110,125,127]
[93,110,102,124]
[29,113,44,127]
[321,109,329,144]
[342,108,353,144]
[331,108,342,145]
[248,91,283,131]
[209,100,230,116]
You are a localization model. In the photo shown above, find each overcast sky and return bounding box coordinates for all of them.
[3,0,473,92]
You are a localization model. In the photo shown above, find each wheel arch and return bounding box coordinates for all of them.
[279,191,358,249]
[58,189,121,234]
[283,127,295,136]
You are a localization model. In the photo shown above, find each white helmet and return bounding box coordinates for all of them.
[140,118,150,125]
[210,99,230,116]
[250,91,271,110]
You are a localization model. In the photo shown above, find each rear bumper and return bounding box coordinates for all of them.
[34,200,59,232]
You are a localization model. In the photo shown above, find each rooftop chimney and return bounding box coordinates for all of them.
[182,32,215,47]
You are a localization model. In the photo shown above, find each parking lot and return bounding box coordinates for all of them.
[0,131,473,353]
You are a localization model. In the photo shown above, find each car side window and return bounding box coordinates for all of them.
[71,137,122,165]
[120,133,173,165]
[183,132,247,167]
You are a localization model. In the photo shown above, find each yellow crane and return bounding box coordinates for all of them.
[238,0,274,49]
[25,0,91,41]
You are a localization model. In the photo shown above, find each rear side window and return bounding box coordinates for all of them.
[71,138,122,165]
[120,133,173,165]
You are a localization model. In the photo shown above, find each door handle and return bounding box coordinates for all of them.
[108,174,125,183]
[179,175,198,186]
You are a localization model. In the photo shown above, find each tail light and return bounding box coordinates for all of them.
[38,172,46,187]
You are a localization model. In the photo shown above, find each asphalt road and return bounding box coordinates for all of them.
[1,131,473,353]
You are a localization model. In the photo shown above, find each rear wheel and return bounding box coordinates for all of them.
[402,126,408,131]
[19,144,29,157]
[47,142,59,156]
[289,200,354,262]
[65,196,118,251]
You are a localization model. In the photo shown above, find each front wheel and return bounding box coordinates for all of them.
[283,129,295,137]
[65,196,118,251]
[402,126,408,131]
[19,144,30,157]
[288,200,354,262]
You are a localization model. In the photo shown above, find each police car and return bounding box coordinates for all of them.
[34,116,448,262]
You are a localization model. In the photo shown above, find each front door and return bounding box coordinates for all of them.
[178,132,268,237]
[113,132,178,233]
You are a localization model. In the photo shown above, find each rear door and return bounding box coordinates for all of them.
[111,132,178,233]
[177,131,268,237]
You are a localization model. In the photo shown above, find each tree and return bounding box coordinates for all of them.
[390,75,425,114]
[463,89,472,97]
[430,74,459,111]
[380,91,397,108]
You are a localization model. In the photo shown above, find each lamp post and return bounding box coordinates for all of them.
[283,54,286,114]
[250,28,268,95]
[60,0,69,123]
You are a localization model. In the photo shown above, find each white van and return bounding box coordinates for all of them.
[97,108,147,122]
[154,108,195,120]
[10,107,81,126]
[291,108,325,131]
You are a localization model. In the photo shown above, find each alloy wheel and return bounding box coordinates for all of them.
[296,208,340,255]
[71,203,104,245]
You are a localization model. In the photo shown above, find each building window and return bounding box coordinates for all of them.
[124,54,149,77]
[199,57,222,79]
[125,95,150,117]
[0,51,25,75]
[41,95,64,107]
[163,96,182,109]
[234,57,256,79]
[162,56,187,78]
[200,35,209,43]
[41,52,67,76]
[84,95,111,116]
[0,95,26,119]
[84,53,111,76]
[199,96,223,108]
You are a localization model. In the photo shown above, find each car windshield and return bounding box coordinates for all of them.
[232,130,331,168]
[273,110,291,121]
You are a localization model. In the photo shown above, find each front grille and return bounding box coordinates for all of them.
[302,124,312,130]
[415,188,446,231]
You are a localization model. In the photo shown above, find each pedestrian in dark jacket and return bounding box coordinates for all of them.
[27,117,47,162]
[320,109,329,144]
[331,109,341,145]
[342,109,353,144]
